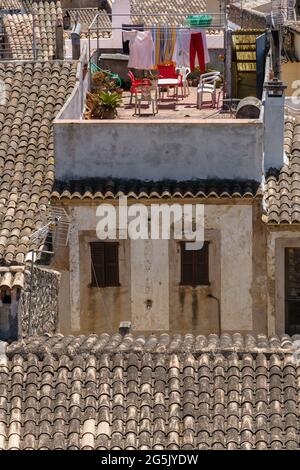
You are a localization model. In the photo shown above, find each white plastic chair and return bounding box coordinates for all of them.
[176,66,191,97]
[197,71,221,109]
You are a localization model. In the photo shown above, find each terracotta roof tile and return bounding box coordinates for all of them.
[3,1,63,60]
[0,0,24,8]
[52,178,261,200]
[265,112,300,224]
[0,60,77,265]
[1,333,300,449]
[130,0,207,25]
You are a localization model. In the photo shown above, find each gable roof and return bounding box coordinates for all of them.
[265,112,300,224]
[1,332,300,450]
[3,1,63,60]
[0,60,77,265]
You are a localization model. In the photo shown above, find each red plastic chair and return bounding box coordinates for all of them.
[157,65,183,98]
[128,70,151,104]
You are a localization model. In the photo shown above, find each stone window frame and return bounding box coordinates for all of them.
[170,228,221,293]
[79,231,129,290]
[275,237,300,334]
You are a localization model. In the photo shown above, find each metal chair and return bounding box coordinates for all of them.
[197,71,221,109]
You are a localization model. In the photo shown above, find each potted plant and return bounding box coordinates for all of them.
[86,90,122,119]
[92,71,123,96]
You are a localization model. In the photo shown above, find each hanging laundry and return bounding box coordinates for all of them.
[122,24,144,55]
[172,29,192,67]
[123,30,154,70]
[153,26,177,67]
[164,27,177,64]
[193,30,210,64]
[190,33,205,73]
[173,29,210,72]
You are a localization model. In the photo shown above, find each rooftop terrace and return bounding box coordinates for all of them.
[109,87,231,121]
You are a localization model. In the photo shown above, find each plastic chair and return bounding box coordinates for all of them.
[128,70,151,104]
[197,71,221,109]
[176,66,191,97]
[134,84,158,116]
[157,65,183,98]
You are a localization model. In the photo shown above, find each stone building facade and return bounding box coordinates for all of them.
[51,189,269,336]
[19,266,61,337]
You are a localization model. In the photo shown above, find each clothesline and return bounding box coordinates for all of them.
[123,28,210,72]
[90,26,226,31]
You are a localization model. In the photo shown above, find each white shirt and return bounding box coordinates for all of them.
[123,30,154,70]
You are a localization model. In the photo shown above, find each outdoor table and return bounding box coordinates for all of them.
[157,78,179,101]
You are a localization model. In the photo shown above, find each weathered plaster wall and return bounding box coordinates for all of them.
[57,201,268,335]
[54,120,264,181]
[19,266,60,336]
[169,229,221,334]
[131,239,169,331]
[79,231,131,334]
[282,62,300,96]
[252,202,268,333]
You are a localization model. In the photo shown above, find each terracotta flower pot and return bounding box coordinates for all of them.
[101,108,117,119]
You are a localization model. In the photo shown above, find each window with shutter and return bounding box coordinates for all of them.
[181,241,209,286]
[90,242,119,287]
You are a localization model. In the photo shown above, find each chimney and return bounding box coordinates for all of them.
[71,23,81,60]
[55,21,64,60]
[263,79,287,172]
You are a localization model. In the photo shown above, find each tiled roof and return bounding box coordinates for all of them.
[67,8,99,28]
[1,332,300,450]
[64,8,112,38]
[0,0,23,8]
[6,332,300,355]
[130,0,207,25]
[0,267,25,289]
[265,113,300,224]
[52,178,261,200]
[3,1,63,60]
[0,60,77,265]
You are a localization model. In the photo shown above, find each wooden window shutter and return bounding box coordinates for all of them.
[90,241,105,287]
[90,241,119,287]
[104,242,119,287]
[181,244,195,286]
[181,241,210,286]
[195,241,209,285]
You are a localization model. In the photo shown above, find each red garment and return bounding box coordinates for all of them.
[190,33,205,73]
